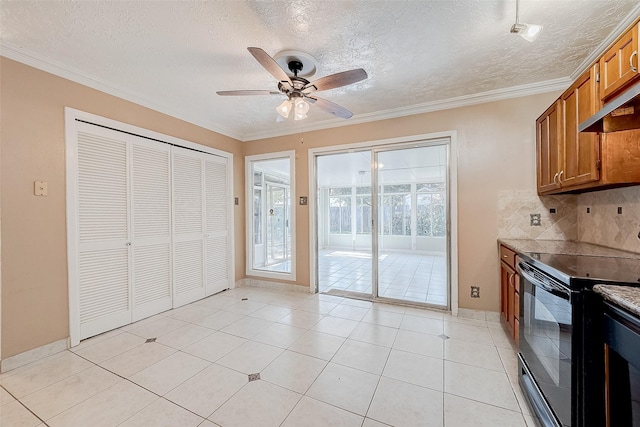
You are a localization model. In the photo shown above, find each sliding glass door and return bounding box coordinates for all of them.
[374,144,448,307]
[315,141,449,308]
[317,150,373,297]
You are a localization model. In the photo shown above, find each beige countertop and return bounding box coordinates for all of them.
[594,285,640,317]
[498,239,640,259]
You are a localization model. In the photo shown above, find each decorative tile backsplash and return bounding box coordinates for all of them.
[498,187,640,255]
[578,186,640,254]
[498,190,578,240]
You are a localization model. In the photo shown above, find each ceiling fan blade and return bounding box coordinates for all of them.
[216,90,281,96]
[307,96,353,119]
[247,47,292,85]
[302,68,368,94]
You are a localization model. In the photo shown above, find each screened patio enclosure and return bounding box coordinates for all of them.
[316,143,449,307]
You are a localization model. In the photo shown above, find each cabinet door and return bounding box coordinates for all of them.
[536,101,562,194]
[560,65,601,188]
[600,23,639,101]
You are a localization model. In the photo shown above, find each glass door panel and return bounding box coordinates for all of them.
[316,151,372,297]
[265,184,290,271]
[250,157,292,274]
[375,144,449,308]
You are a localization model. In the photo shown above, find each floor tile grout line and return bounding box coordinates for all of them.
[4,287,526,426]
[70,348,216,425]
[0,383,50,427]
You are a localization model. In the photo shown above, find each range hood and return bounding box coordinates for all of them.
[579,80,640,133]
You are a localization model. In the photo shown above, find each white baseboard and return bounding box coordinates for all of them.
[457,308,501,322]
[236,278,311,294]
[1,338,69,373]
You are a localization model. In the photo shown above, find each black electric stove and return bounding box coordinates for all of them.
[516,251,640,427]
[521,252,640,287]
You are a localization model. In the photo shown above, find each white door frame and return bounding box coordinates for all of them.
[65,107,235,346]
[308,131,459,314]
[245,151,296,282]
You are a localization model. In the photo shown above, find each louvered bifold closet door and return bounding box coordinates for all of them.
[172,147,206,307]
[131,137,173,321]
[204,156,230,295]
[76,123,131,340]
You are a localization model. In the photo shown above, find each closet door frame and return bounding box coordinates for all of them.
[66,108,235,347]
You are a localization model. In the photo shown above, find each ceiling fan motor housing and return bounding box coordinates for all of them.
[288,60,304,76]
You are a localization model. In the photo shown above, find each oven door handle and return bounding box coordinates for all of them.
[518,266,571,301]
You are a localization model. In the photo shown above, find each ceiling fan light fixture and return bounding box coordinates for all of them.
[510,22,543,42]
[295,98,310,114]
[276,99,292,118]
[293,98,309,120]
[510,0,542,42]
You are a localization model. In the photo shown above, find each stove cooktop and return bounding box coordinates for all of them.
[519,252,640,288]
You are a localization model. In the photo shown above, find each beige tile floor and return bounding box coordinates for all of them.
[0,287,536,427]
[319,250,448,306]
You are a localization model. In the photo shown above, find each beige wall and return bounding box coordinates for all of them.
[0,54,561,359]
[0,58,245,359]
[244,91,560,311]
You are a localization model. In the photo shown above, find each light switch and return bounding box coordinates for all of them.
[34,181,48,196]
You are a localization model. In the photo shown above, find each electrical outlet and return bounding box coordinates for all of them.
[618,207,623,214]
[549,208,556,214]
[234,197,239,205]
[470,286,480,298]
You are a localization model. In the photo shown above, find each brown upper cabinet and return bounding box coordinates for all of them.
[559,65,601,188]
[536,18,640,195]
[536,101,562,193]
[600,22,639,102]
[536,65,600,194]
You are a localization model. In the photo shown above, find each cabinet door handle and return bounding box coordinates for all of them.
[553,172,559,185]
[631,51,638,73]
[558,170,564,184]
[509,273,515,286]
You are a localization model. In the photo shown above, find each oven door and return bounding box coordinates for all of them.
[518,262,573,427]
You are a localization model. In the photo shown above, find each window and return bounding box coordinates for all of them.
[380,185,411,236]
[417,183,446,237]
[356,195,372,234]
[325,181,444,238]
[329,195,351,234]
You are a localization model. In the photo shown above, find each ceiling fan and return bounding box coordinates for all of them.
[216,47,368,120]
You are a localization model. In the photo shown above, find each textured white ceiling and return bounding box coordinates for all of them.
[1,1,639,141]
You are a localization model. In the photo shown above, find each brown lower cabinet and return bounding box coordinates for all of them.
[499,244,519,343]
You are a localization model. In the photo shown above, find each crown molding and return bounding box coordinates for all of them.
[240,77,570,141]
[2,41,569,143]
[0,42,243,141]
[571,4,640,81]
